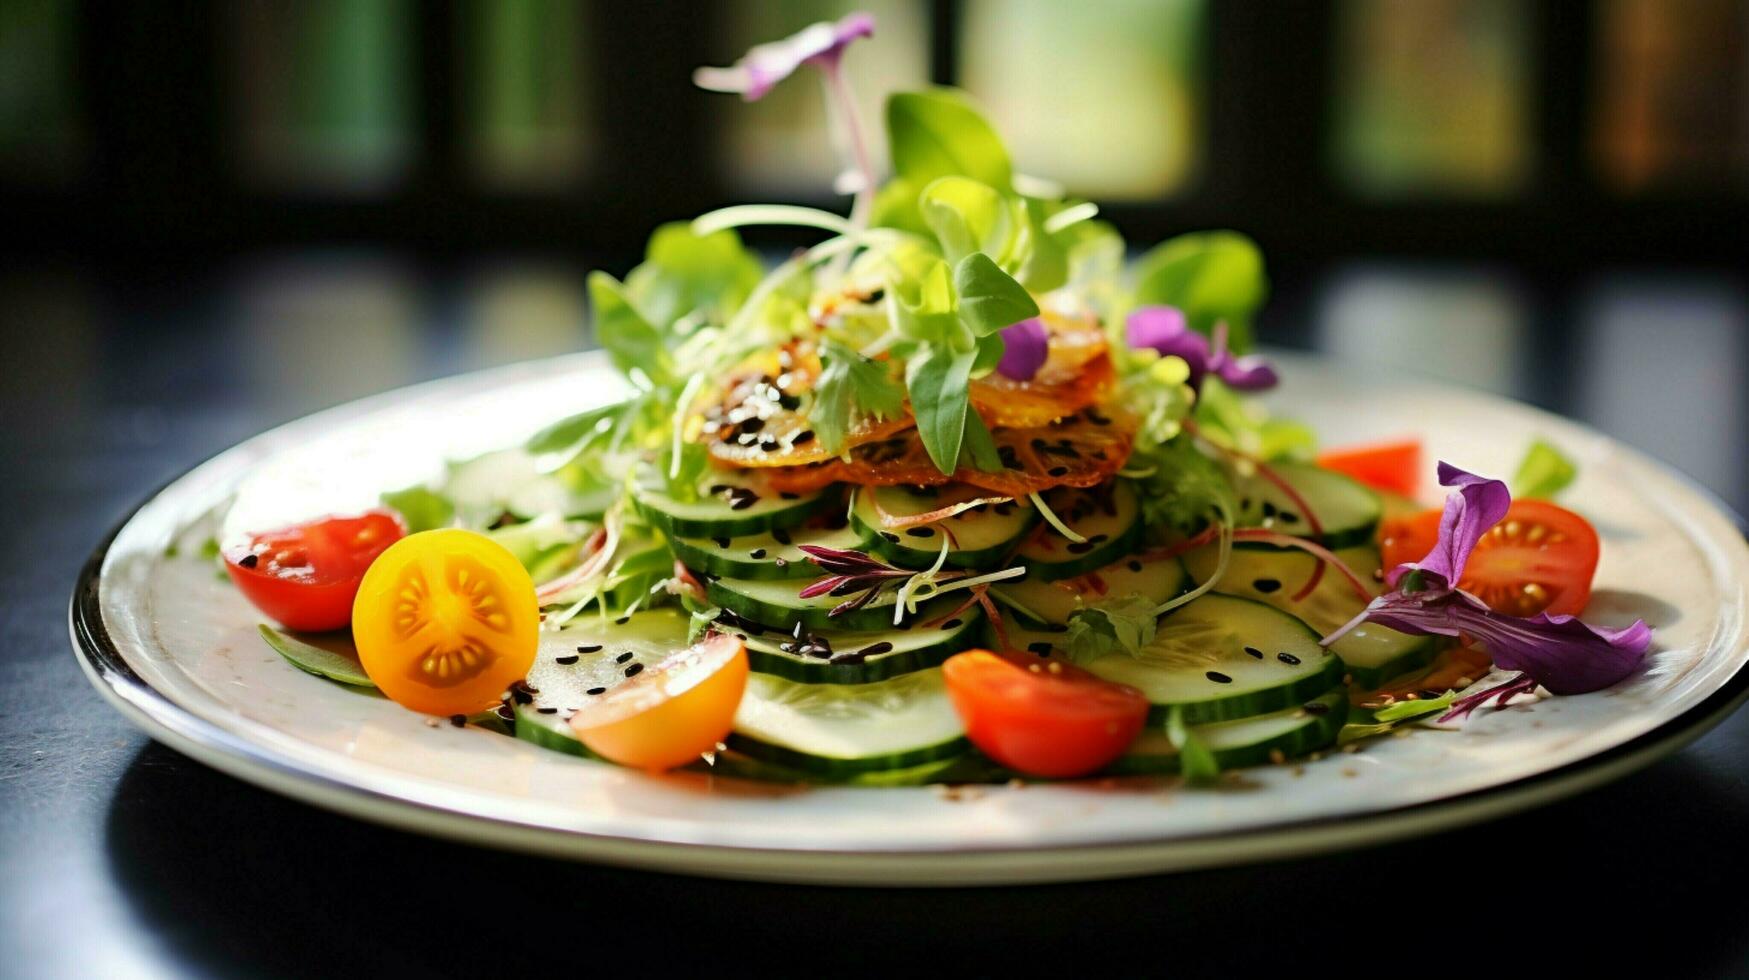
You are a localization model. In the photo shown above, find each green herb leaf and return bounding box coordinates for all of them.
[886,88,1013,190]
[954,252,1039,336]
[919,175,1017,266]
[1133,230,1268,352]
[1512,438,1577,499]
[1063,594,1161,664]
[1338,691,1457,744]
[1014,197,1070,293]
[891,256,967,349]
[1133,436,1238,536]
[906,346,978,475]
[812,340,906,453]
[1167,707,1222,785]
[258,625,377,689]
[588,271,672,385]
[381,485,455,533]
[524,400,628,455]
[958,406,1003,473]
[624,222,763,329]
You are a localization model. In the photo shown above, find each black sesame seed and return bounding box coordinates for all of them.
[880,531,900,543]
[575,644,602,654]
[1027,642,1054,657]
[940,618,962,629]
[1302,700,1331,715]
[448,714,467,727]
[906,527,935,538]
[614,615,630,625]
[750,548,767,559]
[1261,501,1278,518]
[1048,466,1069,477]
[1279,512,1301,525]
[1206,671,1233,684]
[1277,651,1302,666]
[792,430,816,446]
[709,484,733,495]
[238,553,259,569]
[623,663,645,677]
[772,528,792,545]
[1067,541,1095,554]
[1244,645,1264,659]
[780,491,799,500]
[555,654,579,665]
[730,495,756,511]
[494,704,515,720]
[857,641,894,657]
[586,687,606,696]
[616,651,634,664]
[1253,578,1282,594]
[537,707,558,715]
[712,536,731,548]
[1127,559,1144,572]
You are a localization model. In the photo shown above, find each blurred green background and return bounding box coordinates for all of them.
[0,0,1745,509]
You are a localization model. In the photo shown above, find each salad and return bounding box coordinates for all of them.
[224,14,1651,785]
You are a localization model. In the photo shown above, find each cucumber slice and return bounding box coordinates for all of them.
[705,574,948,633]
[851,485,1035,570]
[994,554,1189,626]
[1235,461,1380,550]
[1017,481,1142,580]
[514,608,691,755]
[730,613,982,684]
[1082,594,1345,724]
[728,668,968,775]
[1111,686,1349,774]
[1184,544,1438,689]
[630,461,831,538]
[444,448,612,523]
[985,609,1072,658]
[669,520,866,581]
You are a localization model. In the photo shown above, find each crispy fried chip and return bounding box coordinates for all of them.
[764,404,1137,495]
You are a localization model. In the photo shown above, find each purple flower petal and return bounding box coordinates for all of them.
[1126,306,1211,386]
[1330,587,1651,697]
[1385,462,1511,591]
[995,317,1049,381]
[693,12,875,102]
[1216,354,1278,391]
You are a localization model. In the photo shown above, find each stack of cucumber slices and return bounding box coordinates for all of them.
[517,457,1436,782]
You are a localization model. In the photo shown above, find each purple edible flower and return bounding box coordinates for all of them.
[1321,462,1652,719]
[1124,306,1276,392]
[995,317,1050,381]
[693,12,875,102]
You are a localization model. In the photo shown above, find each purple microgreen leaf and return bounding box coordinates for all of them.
[1439,673,1540,722]
[1126,306,1211,386]
[798,575,853,600]
[1386,462,1512,592]
[994,317,1049,381]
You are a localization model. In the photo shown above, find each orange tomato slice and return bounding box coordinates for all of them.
[568,632,749,771]
[352,529,540,716]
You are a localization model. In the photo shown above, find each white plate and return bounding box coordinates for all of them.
[72,351,1749,885]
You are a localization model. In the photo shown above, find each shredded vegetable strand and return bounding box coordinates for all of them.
[1154,522,1232,616]
[1230,528,1374,603]
[1028,491,1087,544]
[872,493,1013,530]
[691,204,853,237]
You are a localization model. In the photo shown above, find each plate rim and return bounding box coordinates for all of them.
[68,359,1749,885]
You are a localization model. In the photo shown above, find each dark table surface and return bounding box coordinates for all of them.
[5,261,1749,978]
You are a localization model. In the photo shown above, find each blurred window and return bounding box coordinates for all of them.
[1330,0,1532,199]
[459,0,591,191]
[718,0,929,198]
[234,0,416,193]
[1316,265,1529,396]
[958,0,1205,200]
[1591,0,1749,193]
[0,0,82,182]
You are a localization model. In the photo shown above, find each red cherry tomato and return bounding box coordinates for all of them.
[942,649,1149,779]
[224,511,405,631]
[1379,499,1600,617]
[1317,438,1423,497]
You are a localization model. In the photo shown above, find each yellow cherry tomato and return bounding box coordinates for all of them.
[352,529,539,716]
[569,632,749,771]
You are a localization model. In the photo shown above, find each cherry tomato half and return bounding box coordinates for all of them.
[1380,498,1600,617]
[942,649,1149,779]
[224,510,406,632]
[1317,438,1423,497]
[568,632,749,771]
[352,529,540,716]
